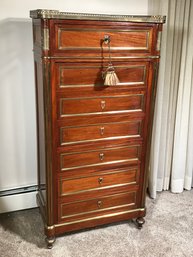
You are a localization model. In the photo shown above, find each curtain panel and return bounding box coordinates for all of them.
[148,0,193,198]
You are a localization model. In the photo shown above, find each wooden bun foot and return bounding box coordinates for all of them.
[136,217,145,229]
[45,236,55,249]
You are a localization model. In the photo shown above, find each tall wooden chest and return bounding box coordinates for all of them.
[30,9,165,248]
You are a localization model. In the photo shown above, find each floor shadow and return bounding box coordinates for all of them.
[0,208,45,248]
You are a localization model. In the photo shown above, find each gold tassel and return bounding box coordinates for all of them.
[102,36,120,86]
[103,66,120,86]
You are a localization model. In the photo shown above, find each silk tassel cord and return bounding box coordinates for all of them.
[103,39,120,86]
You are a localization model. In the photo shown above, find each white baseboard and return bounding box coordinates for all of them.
[0,191,37,213]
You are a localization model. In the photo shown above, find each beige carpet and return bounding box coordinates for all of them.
[0,190,193,257]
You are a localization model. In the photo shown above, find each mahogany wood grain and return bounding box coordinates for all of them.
[57,62,147,87]
[60,191,136,219]
[50,20,154,57]
[60,145,141,170]
[58,181,139,203]
[57,112,145,128]
[59,168,138,195]
[58,30,148,49]
[58,202,139,224]
[59,94,144,116]
[59,120,142,145]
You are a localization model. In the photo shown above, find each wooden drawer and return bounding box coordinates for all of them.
[51,21,153,56]
[55,62,147,90]
[59,120,142,145]
[59,168,139,196]
[59,145,141,171]
[59,94,144,117]
[59,191,137,220]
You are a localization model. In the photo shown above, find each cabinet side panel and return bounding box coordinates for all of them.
[33,19,47,220]
[33,18,54,227]
[34,59,47,208]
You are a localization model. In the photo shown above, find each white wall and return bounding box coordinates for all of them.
[0,0,148,212]
[0,0,148,19]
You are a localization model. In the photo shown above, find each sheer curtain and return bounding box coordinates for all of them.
[148,0,193,198]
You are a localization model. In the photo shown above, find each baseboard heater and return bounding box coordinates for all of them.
[0,185,38,213]
[0,185,38,197]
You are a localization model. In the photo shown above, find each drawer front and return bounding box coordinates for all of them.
[56,63,147,89]
[60,145,141,171]
[59,120,142,145]
[59,191,137,219]
[59,94,144,117]
[59,168,139,196]
[51,21,153,56]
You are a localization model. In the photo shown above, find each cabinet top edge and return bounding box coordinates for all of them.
[30,9,166,24]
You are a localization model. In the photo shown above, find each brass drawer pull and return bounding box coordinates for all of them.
[100,127,105,135]
[99,153,104,161]
[101,100,106,110]
[97,200,103,208]
[98,177,103,184]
